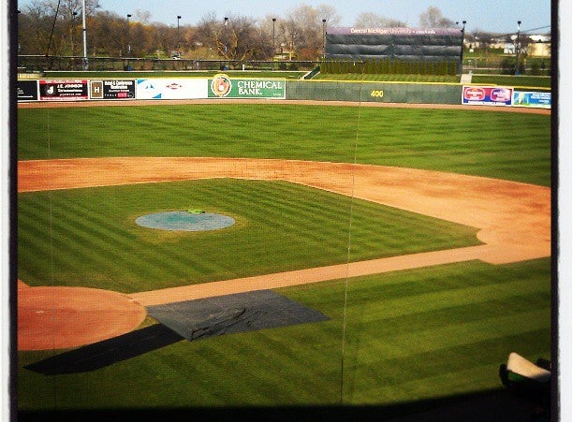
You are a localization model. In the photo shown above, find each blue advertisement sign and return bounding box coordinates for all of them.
[513,91,552,109]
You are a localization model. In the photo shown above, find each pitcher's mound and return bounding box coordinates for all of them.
[18,286,147,351]
[136,211,235,231]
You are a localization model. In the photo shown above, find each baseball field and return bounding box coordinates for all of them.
[16,99,552,419]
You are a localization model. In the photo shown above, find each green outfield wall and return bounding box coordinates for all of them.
[17,76,550,108]
[287,80,462,104]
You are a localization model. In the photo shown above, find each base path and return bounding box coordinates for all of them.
[17,157,551,346]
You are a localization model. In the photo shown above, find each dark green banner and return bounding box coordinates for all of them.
[208,74,286,99]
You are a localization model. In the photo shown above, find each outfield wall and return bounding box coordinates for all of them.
[286,81,462,104]
[16,76,551,109]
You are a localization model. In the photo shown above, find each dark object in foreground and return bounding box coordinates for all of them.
[499,352,551,421]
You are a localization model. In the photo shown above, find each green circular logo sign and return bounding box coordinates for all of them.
[211,74,232,97]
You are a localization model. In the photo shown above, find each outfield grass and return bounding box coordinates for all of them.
[18,104,551,186]
[314,74,552,89]
[314,74,460,83]
[471,75,552,89]
[18,258,550,409]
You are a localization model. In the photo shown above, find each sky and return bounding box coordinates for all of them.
[19,0,553,34]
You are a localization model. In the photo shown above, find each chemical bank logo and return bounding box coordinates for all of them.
[211,74,232,97]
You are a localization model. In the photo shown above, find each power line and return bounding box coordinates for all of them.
[521,25,551,34]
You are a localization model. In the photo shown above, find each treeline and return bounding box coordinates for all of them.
[322,59,458,76]
[17,1,338,61]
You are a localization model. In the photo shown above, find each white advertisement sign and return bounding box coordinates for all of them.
[136,78,208,100]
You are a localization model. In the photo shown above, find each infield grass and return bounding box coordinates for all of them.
[18,104,551,186]
[18,179,481,291]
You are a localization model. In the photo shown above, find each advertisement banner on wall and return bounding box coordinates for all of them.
[90,80,136,100]
[39,80,89,101]
[208,74,286,99]
[513,91,552,109]
[136,78,208,100]
[17,80,39,101]
[462,86,513,106]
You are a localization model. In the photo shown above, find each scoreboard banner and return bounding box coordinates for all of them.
[90,80,136,100]
[462,86,513,106]
[39,80,89,101]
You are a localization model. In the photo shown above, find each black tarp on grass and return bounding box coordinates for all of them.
[146,290,330,341]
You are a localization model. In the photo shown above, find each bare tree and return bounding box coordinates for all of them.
[196,13,272,61]
[19,0,101,55]
[278,4,340,60]
[418,6,455,28]
[354,12,407,28]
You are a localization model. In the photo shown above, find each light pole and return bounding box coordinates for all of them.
[322,19,327,59]
[272,18,276,55]
[515,20,522,75]
[127,14,131,57]
[81,0,87,69]
[71,11,78,56]
[459,20,466,74]
[17,10,21,54]
[177,15,182,57]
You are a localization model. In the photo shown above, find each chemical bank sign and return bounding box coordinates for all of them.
[209,74,286,99]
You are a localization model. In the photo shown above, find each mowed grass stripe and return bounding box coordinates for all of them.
[351,276,550,322]
[351,309,549,362]
[355,293,551,337]
[18,105,551,185]
[347,328,550,403]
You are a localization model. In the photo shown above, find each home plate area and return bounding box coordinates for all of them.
[25,290,328,375]
[146,290,330,341]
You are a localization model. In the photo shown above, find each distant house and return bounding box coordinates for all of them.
[528,42,551,57]
[527,34,551,57]
[496,34,551,57]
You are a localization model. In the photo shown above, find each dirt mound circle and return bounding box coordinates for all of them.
[18,286,147,351]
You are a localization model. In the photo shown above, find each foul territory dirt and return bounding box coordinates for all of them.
[17,101,551,351]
